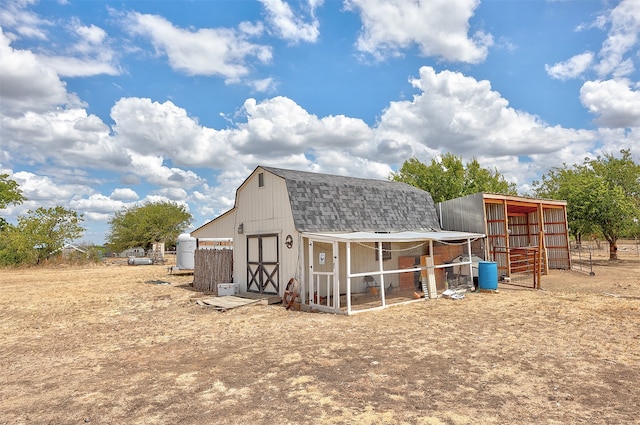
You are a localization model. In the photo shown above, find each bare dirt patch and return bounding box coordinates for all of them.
[1,249,639,425]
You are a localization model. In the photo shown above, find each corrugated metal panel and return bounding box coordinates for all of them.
[485,202,506,243]
[547,248,568,269]
[528,211,540,246]
[437,193,486,233]
[543,207,570,269]
[508,215,529,247]
[485,201,504,221]
[484,201,508,273]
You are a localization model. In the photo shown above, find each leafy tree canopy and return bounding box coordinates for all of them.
[106,201,193,253]
[390,154,518,203]
[1,174,27,229]
[0,206,85,266]
[533,149,640,260]
[0,174,26,209]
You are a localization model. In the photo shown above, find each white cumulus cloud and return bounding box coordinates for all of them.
[39,20,120,77]
[345,0,492,63]
[580,79,640,128]
[546,52,595,80]
[375,67,597,158]
[69,194,127,214]
[259,0,322,43]
[594,0,640,78]
[547,0,640,80]
[110,188,139,201]
[125,12,272,82]
[0,29,84,116]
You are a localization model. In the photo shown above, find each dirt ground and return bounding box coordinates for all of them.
[1,247,639,425]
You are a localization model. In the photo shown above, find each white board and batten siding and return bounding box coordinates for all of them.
[192,208,236,240]
[233,168,299,294]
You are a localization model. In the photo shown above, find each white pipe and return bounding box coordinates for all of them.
[467,238,473,282]
[378,241,386,307]
[346,241,352,314]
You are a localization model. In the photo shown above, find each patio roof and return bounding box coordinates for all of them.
[302,230,485,243]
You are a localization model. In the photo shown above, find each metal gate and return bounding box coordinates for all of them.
[246,234,279,294]
[491,246,541,289]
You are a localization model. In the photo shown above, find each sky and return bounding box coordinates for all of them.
[1,0,639,245]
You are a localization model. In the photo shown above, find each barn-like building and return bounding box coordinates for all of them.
[192,166,484,314]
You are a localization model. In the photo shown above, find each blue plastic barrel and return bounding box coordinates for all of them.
[478,261,498,290]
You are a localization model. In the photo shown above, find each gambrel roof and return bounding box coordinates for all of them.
[261,166,441,233]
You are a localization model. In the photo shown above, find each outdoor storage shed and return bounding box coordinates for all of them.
[193,166,484,314]
[437,193,570,279]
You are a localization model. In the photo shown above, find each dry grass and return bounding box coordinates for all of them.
[1,248,639,424]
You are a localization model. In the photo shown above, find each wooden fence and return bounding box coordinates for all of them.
[193,249,233,293]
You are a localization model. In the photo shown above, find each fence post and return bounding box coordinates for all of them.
[536,247,541,289]
[533,249,537,289]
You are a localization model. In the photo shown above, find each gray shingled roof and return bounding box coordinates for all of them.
[261,166,441,233]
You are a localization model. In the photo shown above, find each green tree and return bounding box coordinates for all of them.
[0,206,85,266]
[0,226,31,265]
[390,154,518,203]
[106,201,192,253]
[533,149,640,260]
[0,174,26,209]
[0,174,27,230]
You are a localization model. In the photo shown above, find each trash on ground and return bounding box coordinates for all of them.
[145,280,171,285]
[196,296,262,311]
[442,289,465,300]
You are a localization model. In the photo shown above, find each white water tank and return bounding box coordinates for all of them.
[176,233,196,270]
